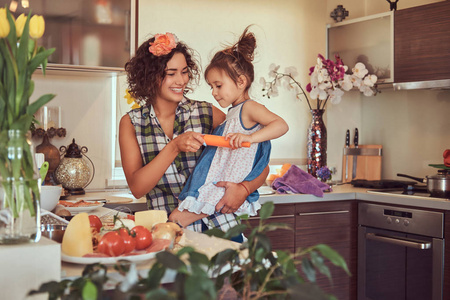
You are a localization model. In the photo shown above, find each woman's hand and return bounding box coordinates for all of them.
[173,131,205,153]
[214,181,248,214]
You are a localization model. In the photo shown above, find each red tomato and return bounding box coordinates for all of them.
[88,215,102,233]
[126,215,135,221]
[131,226,153,250]
[97,231,125,256]
[118,228,136,254]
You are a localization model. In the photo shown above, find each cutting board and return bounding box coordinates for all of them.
[342,145,382,183]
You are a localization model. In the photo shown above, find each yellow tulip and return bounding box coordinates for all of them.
[15,13,26,37]
[29,15,45,39]
[0,8,10,38]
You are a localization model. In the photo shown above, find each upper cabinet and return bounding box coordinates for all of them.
[8,0,137,73]
[394,1,450,90]
[327,1,450,90]
[327,12,394,84]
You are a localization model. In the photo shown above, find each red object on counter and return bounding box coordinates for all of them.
[444,149,450,167]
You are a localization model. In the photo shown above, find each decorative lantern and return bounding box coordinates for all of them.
[54,139,95,195]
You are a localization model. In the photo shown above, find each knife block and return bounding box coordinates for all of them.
[342,145,382,183]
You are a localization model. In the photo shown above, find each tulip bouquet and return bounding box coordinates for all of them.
[0,7,55,239]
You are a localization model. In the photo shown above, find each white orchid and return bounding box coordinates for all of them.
[352,62,369,79]
[260,56,378,110]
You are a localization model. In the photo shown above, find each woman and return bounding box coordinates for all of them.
[119,32,268,234]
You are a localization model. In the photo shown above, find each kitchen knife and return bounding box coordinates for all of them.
[345,130,350,181]
[352,128,359,179]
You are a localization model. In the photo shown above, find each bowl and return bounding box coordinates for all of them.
[41,224,67,243]
[40,185,63,211]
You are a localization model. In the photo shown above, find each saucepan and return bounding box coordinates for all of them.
[397,170,450,198]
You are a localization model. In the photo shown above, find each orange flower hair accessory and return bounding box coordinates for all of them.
[149,32,178,56]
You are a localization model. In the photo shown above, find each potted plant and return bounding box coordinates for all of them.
[30,202,349,299]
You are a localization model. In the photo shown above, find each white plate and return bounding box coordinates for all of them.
[258,186,275,195]
[61,251,160,265]
[63,203,104,214]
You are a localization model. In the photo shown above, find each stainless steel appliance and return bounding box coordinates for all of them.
[358,202,444,300]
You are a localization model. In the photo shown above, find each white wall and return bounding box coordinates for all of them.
[30,0,449,190]
[31,72,114,190]
[138,0,329,161]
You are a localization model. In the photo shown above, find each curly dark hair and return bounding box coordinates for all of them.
[205,25,256,92]
[125,36,200,107]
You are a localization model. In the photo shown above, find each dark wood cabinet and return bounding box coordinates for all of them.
[295,201,358,300]
[244,204,295,252]
[394,1,450,83]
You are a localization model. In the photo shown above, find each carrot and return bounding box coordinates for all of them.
[203,134,250,148]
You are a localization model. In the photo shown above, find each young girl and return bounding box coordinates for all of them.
[169,27,289,227]
[119,32,269,234]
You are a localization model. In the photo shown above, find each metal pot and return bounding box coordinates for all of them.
[397,170,450,198]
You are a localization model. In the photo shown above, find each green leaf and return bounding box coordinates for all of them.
[28,48,55,73]
[81,280,98,300]
[156,251,186,270]
[188,251,210,266]
[301,257,316,282]
[203,227,225,239]
[26,93,55,115]
[146,263,167,290]
[314,244,350,275]
[223,223,247,240]
[16,13,31,74]
[145,288,172,300]
[254,232,272,253]
[310,251,331,281]
[184,273,216,300]
[176,246,195,257]
[211,248,238,267]
[259,201,275,220]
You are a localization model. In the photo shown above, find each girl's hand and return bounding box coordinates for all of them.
[225,133,252,149]
[214,181,247,214]
[173,132,205,153]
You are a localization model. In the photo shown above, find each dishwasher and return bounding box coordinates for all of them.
[358,202,444,300]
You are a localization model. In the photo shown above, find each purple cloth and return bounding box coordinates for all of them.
[272,165,331,197]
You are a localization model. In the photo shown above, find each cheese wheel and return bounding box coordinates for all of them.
[135,210,168,231]
[61,212,93,257]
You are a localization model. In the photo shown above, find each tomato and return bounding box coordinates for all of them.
[97,231,125,256]
[88,215,102,233]
[131,226,153,250]
[126,215,135,221]
[118,228,136,254]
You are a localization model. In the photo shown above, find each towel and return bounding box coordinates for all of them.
[272,165,331,197]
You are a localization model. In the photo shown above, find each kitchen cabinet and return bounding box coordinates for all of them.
[244,204,295,252]
[10,0,138,72]
[394,1,450,85]
[443,211,450,298]
[295,201,358,300]
[327,1,450,90]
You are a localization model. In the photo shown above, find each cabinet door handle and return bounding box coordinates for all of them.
[298,210,349,216]
[249,214,295,220]
[366,233,431,250]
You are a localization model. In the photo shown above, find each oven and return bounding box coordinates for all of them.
[358,202,444,300]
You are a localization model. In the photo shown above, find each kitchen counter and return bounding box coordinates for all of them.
[259,184,450,211]
[74,184,450,213]
[65,189,148,212]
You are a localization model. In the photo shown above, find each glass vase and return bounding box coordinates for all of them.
[0,130,41,244]
[307,109,327,178]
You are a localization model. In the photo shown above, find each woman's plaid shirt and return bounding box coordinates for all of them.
[127,97,240,232]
